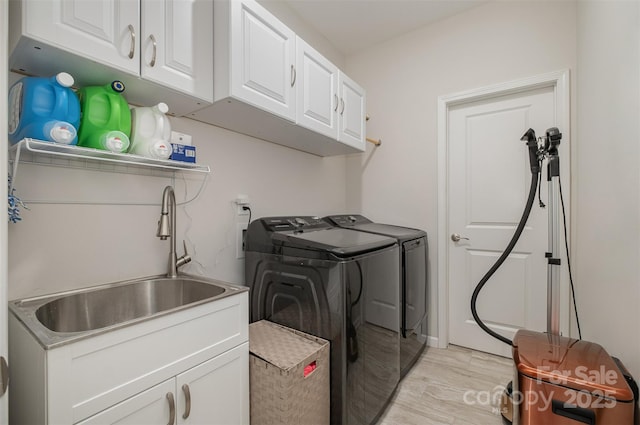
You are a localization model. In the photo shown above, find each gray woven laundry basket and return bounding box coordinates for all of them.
[249,320,330,425]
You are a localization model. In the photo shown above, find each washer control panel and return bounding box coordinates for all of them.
[261,216,329,232]
[325,214,372,226]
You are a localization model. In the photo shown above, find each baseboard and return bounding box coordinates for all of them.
[426,335,439,348]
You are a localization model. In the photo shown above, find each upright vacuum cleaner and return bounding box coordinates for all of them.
[471,128,638,425]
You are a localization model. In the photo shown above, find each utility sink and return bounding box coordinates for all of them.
[9,274,246,348]
[35,278,226,333]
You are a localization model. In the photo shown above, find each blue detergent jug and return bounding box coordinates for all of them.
[8,72,81,145]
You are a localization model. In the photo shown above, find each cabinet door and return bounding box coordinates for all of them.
[22,0,140,75]
[177,343,249,425]
[295,36,339,139]
[76,379,175,425]
[230,0,296,121]
[338,72,366,150]
[141,0,213,103]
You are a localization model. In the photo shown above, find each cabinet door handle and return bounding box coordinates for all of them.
[340,98,345,115]
[182,384,191,419]
[148,34,157,67]
[334,94,338,112]
[166,392,175,425]
[290,64,296,87]
[127,24,136,59]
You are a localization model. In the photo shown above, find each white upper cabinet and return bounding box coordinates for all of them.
[13,0,141,74]
[141,0,213,103]
[195,0,366,156]
[295,37,365,150]
[9,0,213,115]
[214,0,296,121]
[338,72,366,150]
[296,36,339,139]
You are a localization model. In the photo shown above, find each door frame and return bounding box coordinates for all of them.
[436,70,571,349]
[1,0,9,421]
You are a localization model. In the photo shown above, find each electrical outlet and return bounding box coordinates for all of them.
[236,222,248,259]
[237,203,250,215]
[235,194,250,215]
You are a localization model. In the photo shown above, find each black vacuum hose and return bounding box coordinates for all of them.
[470,168,540,346]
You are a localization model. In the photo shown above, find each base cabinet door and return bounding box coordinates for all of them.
[176,343,249,425]
[76,343,249,425]
[77,380,175,425]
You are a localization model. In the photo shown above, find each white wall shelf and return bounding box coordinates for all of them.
[8,139,210,206]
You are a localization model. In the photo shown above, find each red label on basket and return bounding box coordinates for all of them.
[304,361,317,377]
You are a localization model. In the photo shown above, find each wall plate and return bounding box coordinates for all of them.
[236,222,249,259]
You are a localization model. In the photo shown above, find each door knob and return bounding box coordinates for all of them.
[451,233,470,242]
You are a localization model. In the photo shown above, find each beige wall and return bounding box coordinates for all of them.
[344,0,640,380]
[6,0,640,384]
[7,1,348,300]
[258,0,346,68]
[344,0,578,342]
[575,0,640,382]
[8,121,346,301]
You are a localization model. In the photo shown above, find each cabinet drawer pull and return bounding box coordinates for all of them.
[148,34,157,67]
[182,384,191,419]
[166,392,176,425]
[127,24,136,59]
[290,64,296,87]
[334,94,338,112]
[340,98,345,115]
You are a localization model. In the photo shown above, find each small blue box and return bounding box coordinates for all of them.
[170,143,196,163]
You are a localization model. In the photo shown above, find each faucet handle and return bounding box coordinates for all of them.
[182,240,189,256]
[176,240,192,269]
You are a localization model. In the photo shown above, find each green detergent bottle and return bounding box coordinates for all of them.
[77,81,131,153]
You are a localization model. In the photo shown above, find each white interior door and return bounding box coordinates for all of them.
[447,84,567,357]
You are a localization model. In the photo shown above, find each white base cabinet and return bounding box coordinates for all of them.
[9,291,249,425]
[78,343,249,425]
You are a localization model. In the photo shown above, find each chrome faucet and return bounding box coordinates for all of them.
[157,186,191,278]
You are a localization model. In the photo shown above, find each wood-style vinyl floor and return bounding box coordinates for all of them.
[378,344,513,425]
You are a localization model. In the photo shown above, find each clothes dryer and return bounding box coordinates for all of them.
[245,216,400,425]
[324,214,428,378]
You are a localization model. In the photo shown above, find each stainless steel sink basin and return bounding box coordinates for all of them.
[35,278,226,333]
[9,274,247,349]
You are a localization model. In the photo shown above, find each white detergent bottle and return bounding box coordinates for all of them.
[129,102,172,159]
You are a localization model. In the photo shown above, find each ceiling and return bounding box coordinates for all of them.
[276,0,488,56]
